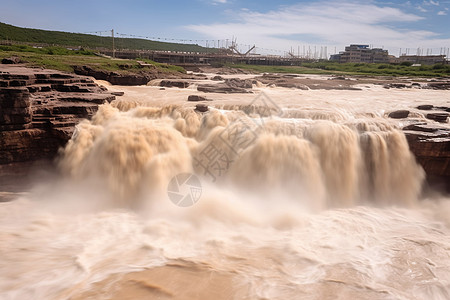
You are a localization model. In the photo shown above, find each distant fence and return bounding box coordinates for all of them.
[0,39,322,66]
[98,49,319,66]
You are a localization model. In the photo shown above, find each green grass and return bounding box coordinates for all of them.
[0,22,215,53]
[137,58,185,73]
[230,62,450,77]
[0,46,186,75]
[0,44,95,56]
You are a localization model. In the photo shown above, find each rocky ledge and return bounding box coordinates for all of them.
[73,65,207,86]
[0,65,117,164]
[395,104,450,192]
[404,124,450,192]
[197,78,256,94]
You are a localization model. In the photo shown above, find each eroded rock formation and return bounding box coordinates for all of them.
[404,122,450,192]
[0,65,117,164]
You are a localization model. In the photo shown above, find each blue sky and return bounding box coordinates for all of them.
[0,0,449,56]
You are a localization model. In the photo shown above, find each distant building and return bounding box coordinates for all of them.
[329,54,341,62]
[396,55,446,65]
[330,44,389,63]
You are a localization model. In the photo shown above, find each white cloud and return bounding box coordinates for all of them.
[211,0,227,4]
[423,0,440,5]
[417,5,428,11]
[437,10,447,14]
[186,1,450,55]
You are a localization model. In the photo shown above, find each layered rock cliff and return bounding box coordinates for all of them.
[0,65,116,164]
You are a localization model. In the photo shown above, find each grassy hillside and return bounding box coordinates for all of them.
[0,45,185,74]
[231,61,450,77]
[0,22,214,53]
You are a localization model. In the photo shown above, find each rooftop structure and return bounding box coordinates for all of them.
[331,44,389,63]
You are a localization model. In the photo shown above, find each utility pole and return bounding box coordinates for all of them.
[111,29,115,58]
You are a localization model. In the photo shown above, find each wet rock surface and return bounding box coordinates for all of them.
[427,113,449,123]
[73,65,151,85]
[383,80,450,90]
[195,104,209,112]
[197,84,253,94]
[417,104,434,110]
[73,65,206,86]
[403,116,450,192]
[256,74,309,90]
[388,110,410,119]
[187,95,211,102]
[197,84,252,94]
[224,78,254,89]
[427,82,450,90]
[0,65,116,164]
[255,74,366,90]
[159,80,190,88]
[197,77,256,94]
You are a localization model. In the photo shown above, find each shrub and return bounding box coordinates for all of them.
[432,64,445,70]
[400,61,413,66]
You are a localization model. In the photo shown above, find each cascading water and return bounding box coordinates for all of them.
[0,94,449,300]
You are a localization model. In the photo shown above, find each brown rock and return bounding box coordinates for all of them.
[427,113,449,123]
[0,65,114,165]
[73,65,153,86]
[159,80,190,88]
[108,74,150,85]
[403,124,438,133]
[224,78,253,89]
[1,57,21,64]
[197,84,251,94]
[0,87,30,108]
[436,106,450,113]
[388,110,409,119]
[187,95,210,102]
[427,82,450,90]
[195,104,209,112]
[389,83,408,88]
[404,127,450,192]
[0,88,32,128]
[417,105,433,110]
